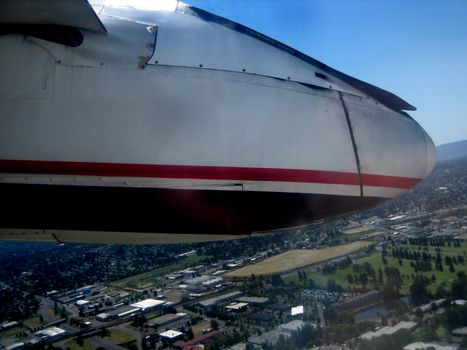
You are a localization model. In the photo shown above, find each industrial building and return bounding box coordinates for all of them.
[278,320,309,333]
[199,291,243,309]
[35,326,66,340]
[237,296,269,305]
[96,305,140,321]
[159,329,184,342]
[402,342,459,350]
[148,313,188,328]
[131,298,165,311]
[173,330,221,349]
[360,321,417,340]
[332,290,381,312]
[226,302,248,312]
[248,329,291,348]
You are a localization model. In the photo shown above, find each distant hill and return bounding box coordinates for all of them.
[436,139,467,162]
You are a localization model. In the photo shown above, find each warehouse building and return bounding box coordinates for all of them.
[199,291,243,309]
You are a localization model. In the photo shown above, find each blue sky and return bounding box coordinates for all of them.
[187,0,467,145]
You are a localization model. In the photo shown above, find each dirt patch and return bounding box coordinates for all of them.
[225,241,370,277]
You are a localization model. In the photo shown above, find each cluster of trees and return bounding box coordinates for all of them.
[381,267,403,301]
[409,274,432,305]
[321,256,353,275]
[451,271,467,299]
[390,245,465,273]
[346,262,380,288]
[0,288,39,321]
[410,271,467,306]
[0,243,210,296]
[297,270,308,282]
[406,238,462,248]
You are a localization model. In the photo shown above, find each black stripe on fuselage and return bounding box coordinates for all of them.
[0,183,385,235]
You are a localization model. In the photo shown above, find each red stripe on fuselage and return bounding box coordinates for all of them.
[0,159,420,189]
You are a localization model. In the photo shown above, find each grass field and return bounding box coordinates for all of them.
[23,316,42,329]
[225,241,371,277]
[111,254,205,290]
[104,329,134,344]
[287,242,467,294]
[65,339,93,350]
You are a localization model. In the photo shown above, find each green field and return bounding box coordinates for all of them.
[104,329,135,344]
[285,242,467,295]
[65,339,93,350]
[111,253,205,290]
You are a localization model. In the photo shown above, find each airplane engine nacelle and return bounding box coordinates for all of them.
[0,0,435,243]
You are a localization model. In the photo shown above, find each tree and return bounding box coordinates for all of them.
[306,278,315,290]
[435,285,447,299]
[410,274,431,306]
[297,271,303,282]
[186,327,194,339]
[76,335,84,347]
[60,306,67,318]
[271,274,284,286]
[211,319,219,330]
[451,271,467,299]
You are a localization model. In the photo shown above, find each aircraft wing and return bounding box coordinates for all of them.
[0,0,106,33]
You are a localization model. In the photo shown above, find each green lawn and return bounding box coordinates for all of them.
[104,329,135,344]
[0,326,28,340]
[111,253,206,290]
[65,339,93,350]
[285,242,467,295]
[23,316,42,328]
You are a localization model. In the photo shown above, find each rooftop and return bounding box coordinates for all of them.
[131,298,165,310]
[35,326,66,339]
[248,329,291,346]
[402,342,459,350]
[360,321,417,340]
[291,305,304,316]
[148,313,188,326]
[226,302,248,311]
[278,320,306,333]
[174,330,220,348]
[159,330,183,339]
[452,327,467,337]
[199,291,243,308]
[238,296,269,304]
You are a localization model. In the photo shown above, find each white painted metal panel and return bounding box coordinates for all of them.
[342,94,435,196]
[101,6,364,97]
[0,63,358,172]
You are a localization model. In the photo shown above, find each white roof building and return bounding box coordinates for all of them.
[226,302,248,311]
[35,326,66,339]
[402,342,459,350]
[360,321,417,340]
[131,298,165,311]
[76,299,90,306]
[291,305,304,316]
[278,320,307,333]
[159,330,183,339]
[6,342,25,350]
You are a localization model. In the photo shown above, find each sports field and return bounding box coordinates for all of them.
[225,241,371,277]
